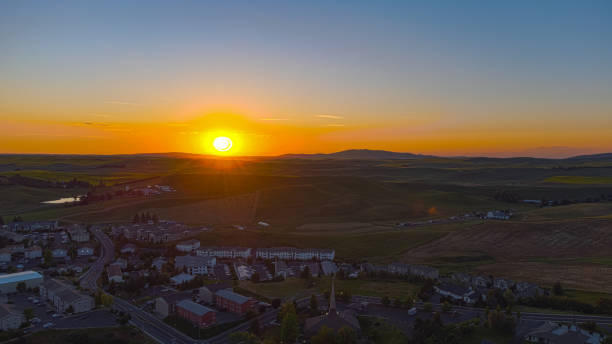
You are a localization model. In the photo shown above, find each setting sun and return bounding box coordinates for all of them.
[213,136,233,152]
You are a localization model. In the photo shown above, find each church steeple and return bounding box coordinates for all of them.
[329,275,337,314]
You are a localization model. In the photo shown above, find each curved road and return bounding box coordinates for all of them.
[79,227,115,291]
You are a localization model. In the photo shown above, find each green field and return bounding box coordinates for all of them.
[545,175,612,184]
[238,277,421,300]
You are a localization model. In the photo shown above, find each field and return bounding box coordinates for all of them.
[238,276,421,301]
[2,152,612,296]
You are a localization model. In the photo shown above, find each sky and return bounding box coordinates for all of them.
[1,0,612,157]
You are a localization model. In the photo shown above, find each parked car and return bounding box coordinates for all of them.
[43,322,54,328]
[51,313,61,318]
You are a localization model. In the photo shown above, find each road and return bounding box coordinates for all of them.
[79,227,115,291]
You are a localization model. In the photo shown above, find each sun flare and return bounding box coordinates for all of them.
[213,136,233,152]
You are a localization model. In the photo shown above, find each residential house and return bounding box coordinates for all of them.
[434,283,474,302]
[77,246,94,257]
[486,211,512,220]
[493,278,514,291]
[174,255,216,275]
[320,261,338,276]
[51,246,68,258]
[273,261,291,279]
[523,321,604,344]
[120,244,137,255]
[170,273,194,285]
[234,263,254,281]
[198,283,231,304]
[0,249,11,263]
[176,300,216,327]
[215,290,257,316]
[110,258,128,269]
[67,227,90,242]
[176,239,200,252]
[0,304,24,330]
[40,278,94,313]
[24,245,42,259]
[152,257,167,271]
[471,276,492,288]
[107,265,123,283]
[255,247,335,261]
[154,291,193,318]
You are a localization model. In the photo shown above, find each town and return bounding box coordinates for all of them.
[0,219,610,344]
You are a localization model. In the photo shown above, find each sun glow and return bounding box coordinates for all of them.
[213,136,233,152]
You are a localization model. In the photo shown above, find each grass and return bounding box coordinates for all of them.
[545,176,612,185]
[358,316,408,344]
[523,203,612,220]
[531,256,612,268]
[238,277,421,301]
[22,326,155,344]
[164,315,243,339]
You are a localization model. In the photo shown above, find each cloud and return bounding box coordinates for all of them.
[316,114,344,119]
[260,118,289,121]
[325,124,345,127]
[104,100,144,106]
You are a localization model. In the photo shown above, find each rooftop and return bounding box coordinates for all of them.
[0,271,43,284]
[215,289,252,305]
[176,300,215,316]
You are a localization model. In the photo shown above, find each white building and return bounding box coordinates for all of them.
[106,265,123,283]
[255,247,335,261]
[196,246,252,259]
[0,249,11,263]
[52,247,68,258]
[170,273,195,285]
[39,279,94,313]
[176,239,201,252]
[0,271,43,293]
[174,255,216,275]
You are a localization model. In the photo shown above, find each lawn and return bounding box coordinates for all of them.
[461,326,514,344]
[23,326,155,344]
[238,277,421,301]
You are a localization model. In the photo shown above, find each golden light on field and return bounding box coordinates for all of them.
[213,136,233,152]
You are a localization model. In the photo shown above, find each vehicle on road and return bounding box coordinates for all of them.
[43,322,54,328]
[408,307,418,315]
[52,313,62,318]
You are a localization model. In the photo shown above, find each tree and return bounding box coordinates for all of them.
[310,294,319,313]
[0,216,4,225]
[553,281,564,296]
[66,305,74,314]
[442,301,452,313]
[311,326,335,344]
[16,282,26,293]
[280,312,299,344]
[279,301,296,321]
[381,296,390,306]
[43,249,53,265]
[393,298,402,308]
[271,298,281,309]
[229,332,258,344]
[23,308,34,321]
[423,302,433,312]
[337,326,357,344]
[251,272,260,283]
[249,317,260,336]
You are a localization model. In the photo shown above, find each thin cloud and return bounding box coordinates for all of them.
[316,114,344,119]
[104,100,144,106]
[260,118,289,121]
[325,124,345,127]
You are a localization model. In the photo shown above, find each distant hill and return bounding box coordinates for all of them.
[567,153,612,160]
[278,149,432,160]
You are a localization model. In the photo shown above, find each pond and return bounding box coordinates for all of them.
[41,196,83,204]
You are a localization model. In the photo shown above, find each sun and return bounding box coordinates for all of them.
[212,136,233,152]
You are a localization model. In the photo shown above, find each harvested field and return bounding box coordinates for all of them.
[406,219,612,292]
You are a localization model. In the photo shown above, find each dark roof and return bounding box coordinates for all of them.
[201,283,230,293]
[436,282,471,296]
[215,290,252,305]
[304,311,360,336]
[176,300,214,316]
[160,291,194,305]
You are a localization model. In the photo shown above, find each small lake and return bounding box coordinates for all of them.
[42,196,83,204]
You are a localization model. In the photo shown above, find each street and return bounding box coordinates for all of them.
[79,227,115,291]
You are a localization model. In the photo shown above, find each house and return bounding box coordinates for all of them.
[434,283,473,301]
[198,283,231,304]
[39,278,94,313]
[523,321,604,344]
[170,273,195,285]
[107,265,123,283]
[255,247,335,261]
[493,278,514,291]
[288,262,320,277]
[176,300,216,327]
[320,261,338,276]
[175,255,216,275]
[51,246,68,258]
[0,304,24,330]
[152,257,167,271]
[410,265,439,280]
[273,261,291,278]
[110,258,128,269]
[196,246,252,259]
[154,291,193,318]
[176,239,200,252]
[215,290,257,315]
[67,227,90,242]
[0,249,11,263]
[304,278,360,337]
[234,263,254,280]
[472,275,492,288]
[486,210,511,220]
[54,288,94,313]
[120,244,137,255]
[9,221,57,232]
[77,246,94,257]
[451,273,472,285]
[24,245,42,259]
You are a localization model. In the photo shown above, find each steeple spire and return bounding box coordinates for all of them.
[329,275,337,314]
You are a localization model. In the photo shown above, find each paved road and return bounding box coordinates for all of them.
[114,297,197,344]
[79,227,115,291]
